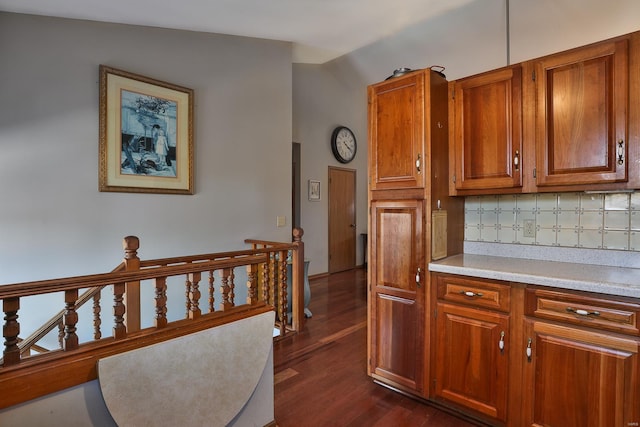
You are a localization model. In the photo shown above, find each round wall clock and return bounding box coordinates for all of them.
[331,126,357,164]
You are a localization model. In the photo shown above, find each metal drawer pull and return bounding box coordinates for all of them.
[498,331,505,353]
[566,307,600,317]
[617,140,625,165]
[526,338,532,362]
[460,290,483,298]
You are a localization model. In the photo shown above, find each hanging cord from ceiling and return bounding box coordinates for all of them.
[506,0,511,65]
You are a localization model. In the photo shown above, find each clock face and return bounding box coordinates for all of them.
[331,126,357,163]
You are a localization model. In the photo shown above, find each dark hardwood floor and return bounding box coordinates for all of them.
[273,268,478,427]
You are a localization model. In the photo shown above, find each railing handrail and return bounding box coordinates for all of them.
[244,238,293,247]
[0,253,271,299]
[138,244,296,268]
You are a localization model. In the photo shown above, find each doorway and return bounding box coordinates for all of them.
[328,167,356,273]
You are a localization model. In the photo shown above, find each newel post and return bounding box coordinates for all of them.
[123,236,141,333]
[291,227,305,332]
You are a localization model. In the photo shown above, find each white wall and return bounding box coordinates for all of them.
[294,0,640,275]
[0,12,292,336]
[293,64,369,273]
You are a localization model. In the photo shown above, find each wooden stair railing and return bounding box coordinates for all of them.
[0,228,304,409]
[15,264,126,358]
[245,227,305,334]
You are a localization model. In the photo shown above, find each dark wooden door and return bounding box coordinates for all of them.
[451,66,523,191]
[368,72,425,190]
[328,167,356,274]
[535,38,629,186]
[369,199,424,393]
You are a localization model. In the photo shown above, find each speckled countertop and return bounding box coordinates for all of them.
[428,242,640,299]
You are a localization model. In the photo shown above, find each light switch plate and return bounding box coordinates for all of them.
[276,216,286,227]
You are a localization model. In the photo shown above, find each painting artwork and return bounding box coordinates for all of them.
[99,65,194,194]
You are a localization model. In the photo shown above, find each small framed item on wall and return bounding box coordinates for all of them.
[308,180,321,201]
[99,65,194,194]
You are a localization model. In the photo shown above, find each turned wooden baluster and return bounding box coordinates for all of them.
[63,289,79,351]
[219,268,232,311]
[2,297,20,366]
[261,256,271,305]
[229,268,236,307]
[187,272,201,320]
[57,322,64,349]
[123,236,141,333]
[113,282,127,339]
[208,270,215,313]
[246,263,258,305]
[278,249,288,333]
[155,277,168,328]
[93,292,102,340]
[184,266,191,317]
[269,252,277,307]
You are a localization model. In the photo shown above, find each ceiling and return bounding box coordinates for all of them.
[0,0,473,63]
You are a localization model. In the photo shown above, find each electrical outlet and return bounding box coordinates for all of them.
[276,216,286,228]
[523,219,536,238]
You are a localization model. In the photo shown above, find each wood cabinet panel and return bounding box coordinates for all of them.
[522,320,640,427]
[369,73,425,190]
[525,287,640,336]
[436,273,511,312]
[369,199,424,392]
[534,39,629,186]
[373,293,420,389]
[434,302,510,422]
[450,66,523,192]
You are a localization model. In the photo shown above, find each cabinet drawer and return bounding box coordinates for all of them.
[436,274,511,312]
[525,288,640,336]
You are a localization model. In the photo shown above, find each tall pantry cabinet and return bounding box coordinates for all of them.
[367,69,464,396]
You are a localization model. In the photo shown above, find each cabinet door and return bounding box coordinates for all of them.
[451,66,523,191]
[522,320,640,427]
[368,72,425,190]
[434,302,510,422]
[369,199,424,393]
[535,39,629,186]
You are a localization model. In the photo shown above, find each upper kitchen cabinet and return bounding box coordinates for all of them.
[533,37,629,187]
[447,30,640,195]
[368,71,427,191]
[449,66,523,194]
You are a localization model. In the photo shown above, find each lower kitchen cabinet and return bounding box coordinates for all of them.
[521,320,639,427]
[521,287,640,427]
[431,273,640,427]
[369,199,425,394]
[434,302,509,422]
[432,274,512,424]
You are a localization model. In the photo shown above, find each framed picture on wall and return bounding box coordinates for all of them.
[98,65,194,194]
[308,180,321,201]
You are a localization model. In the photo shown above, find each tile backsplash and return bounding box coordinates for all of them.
[465,192,640,251]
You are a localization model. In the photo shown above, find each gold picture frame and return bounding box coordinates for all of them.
[99,65,194,194]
